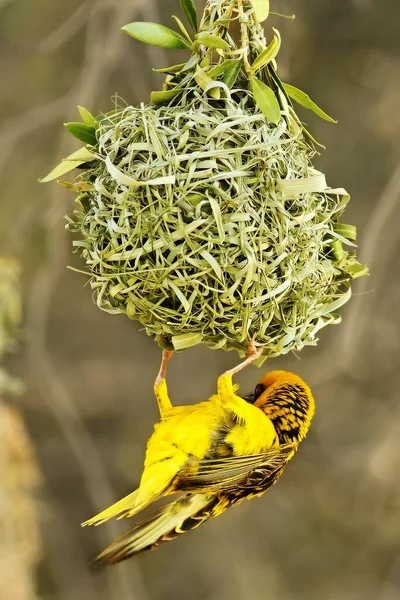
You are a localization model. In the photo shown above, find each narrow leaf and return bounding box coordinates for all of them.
[64,122,97,146]
[333,223,357,242]
[172,333,203,350]
[196,32,230,50]
[181,54,199,72]
[346,263,369,279]
[223,59,243,88]
[77,105,98,128]
[200,250,223,280]
[39,147,97,183]
[179,0,198,32]
[250,76,281,124]
[314,288,352,317]
[168,281,191,313]
[207,59,243,89]
[208,196,225,242]
[153,62,186,74]
[276,171,327,197]
[251,0,270,22]
[331,240,345,262]
[251,30,281,72]
[276,172,327,198]
[122,22,191,49]
[283,83,337,123]
[150,89,181,106]
[208,59,240,79]
[172,15,192,43]
[195,69,220,100]
[105,156,176,187]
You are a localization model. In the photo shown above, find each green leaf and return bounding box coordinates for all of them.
[331,240,345,262]
[172,332,203,350]
[199,55,210,68]
[251,0,270,22]
[39,147,97,183]
[168,281,191,313]
[276,170,327,197]
[181,54,199,72]
[200,250,223,280]
[208,197,225,242]
[346,263,369,279]
[207,59,242,88]
[333,223,357,242]
[105,156,175,187]
[283,83,337,123]
[172,15,193,43]
[315,288,352,317]
[195,69,220,100]
[153,62,186,74]
[122,22,191,49]
[179,0,198,32]
[250,76,281,124]
[64,122,97,146]
[77,105,97,128]
[196,31,230,50]
[251,30,281,72]
[223,59,243,88]
[208,59,238,79]
[150,89,181,106]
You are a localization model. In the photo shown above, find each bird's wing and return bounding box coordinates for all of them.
[176,443,296,493]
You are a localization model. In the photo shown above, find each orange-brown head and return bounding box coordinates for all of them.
[244,370,315,444]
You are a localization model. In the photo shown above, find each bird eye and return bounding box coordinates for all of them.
[254,383,266,400]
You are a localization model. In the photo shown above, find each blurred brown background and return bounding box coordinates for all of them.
[1,1,400,599]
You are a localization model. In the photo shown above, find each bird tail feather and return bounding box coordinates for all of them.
[93,493,215,564]
[82,489,144,527]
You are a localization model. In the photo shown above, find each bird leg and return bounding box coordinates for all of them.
[154,350,174,418]
[217,336,262,399]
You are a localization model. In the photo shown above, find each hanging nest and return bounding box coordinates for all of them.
[42,0,367,357]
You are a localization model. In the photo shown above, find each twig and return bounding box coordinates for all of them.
[237,0,252,74]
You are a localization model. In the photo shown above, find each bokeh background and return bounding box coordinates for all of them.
[1,1,400,599]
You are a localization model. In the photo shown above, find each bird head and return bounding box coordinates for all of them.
[243,370,315,444]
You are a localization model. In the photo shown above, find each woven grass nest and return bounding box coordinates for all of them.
[42,0,367,358]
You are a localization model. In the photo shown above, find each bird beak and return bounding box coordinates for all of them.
[240,392,256,404]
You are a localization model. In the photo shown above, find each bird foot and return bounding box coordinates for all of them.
[155,350,174,387]
[247,334,262,361]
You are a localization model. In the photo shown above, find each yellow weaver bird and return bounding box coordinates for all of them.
[83,342,315,564]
